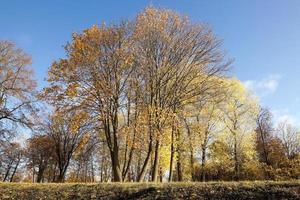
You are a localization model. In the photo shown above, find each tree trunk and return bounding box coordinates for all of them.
[200,146,206,182]
[3,161,12,181]
[177,151,183,181]
[91,157,95,182]
[233,135,239,181]
[122,146,134,181]
[52,163,57,182]
[200,131,208,182]
[57,160,70,183]
[176,129,183,182]
[159,166,163,182]
[56,172,65,183]
[138,151,151,182]
[168,127,175,182]
[190,150,195,181]
[151,139,160,182]
[9,159,20,182]
[138,133,153,182]
[122,123,137,181]
[37,167,45,183]
[185,118,195,181]
[56,167,65,183]
[111,149,123,182]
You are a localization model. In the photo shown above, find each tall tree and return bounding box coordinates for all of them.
[276,121,300,159]
[220,79,258,181]
[26,135,55,183]
[45,111,91,182]
[1,142,23,182]
[44,23,135,182]
[133,7,229,182]
[0,40,37,132]
[256,108,273,166]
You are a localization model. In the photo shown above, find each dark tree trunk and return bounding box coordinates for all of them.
[168,131,175,182]
[176,129,183,182]
[185,118,195,181]
[159,166,163,182]
[37,166,46,183]
[151,139,160,182]
[177,151,183,181]
[56,173,65,183]
[200,146,206,182]
[56,159,70,183]
[200,131,209,182]
[110,149,122,182]
[138,132,153,182]
[9,159,20,182]
[3,161,12,181]
[233,135,240,181]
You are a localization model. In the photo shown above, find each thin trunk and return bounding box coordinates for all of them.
[168,127,175,182]
[136,148,142,181]
[176,129,183,182]
[122,145,135,181]
[184,118,195,181]
[176,151,183,181]
[151,139,160,182]
[3,161,13,181]
[190,149,195,181]
[52,163,57,182]
[122,124,137,181]
[110,100,123,182]
[260,128,269,165]
[159,166,163,182]
[138,140,152,182]
[234,134,239,181]
[138,121,153,182]
[33,167,35,182]
[200,130,209,182]
[200,146,206,182]
[9,158,20,182]
[91,157,95,182]
[37,166,46,183]
[57,159,70,183]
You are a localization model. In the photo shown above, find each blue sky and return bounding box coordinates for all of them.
[1,0,300,125]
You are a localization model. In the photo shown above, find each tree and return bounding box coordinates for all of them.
[44,22,135,182]
[276,121,300,159]
[26,135,55,183]
[256,108,273,166]
[44,111,91,182]
[67,133,99,182]
[0,40,37,133]
[0,142,23,182]
[220,78,259,181]
[133,7,229,182]
[43,7,229,182]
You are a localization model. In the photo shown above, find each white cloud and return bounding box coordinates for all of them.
[243,74,281,96]
[244,75,300,127]
[271,108,300,127]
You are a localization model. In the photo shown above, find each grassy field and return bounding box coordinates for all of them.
[0,181,300,200]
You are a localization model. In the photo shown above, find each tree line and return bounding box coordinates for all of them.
[0,7,299,183]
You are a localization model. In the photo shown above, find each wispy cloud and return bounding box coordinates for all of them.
[271,108,300,127]
[243,74,281,96]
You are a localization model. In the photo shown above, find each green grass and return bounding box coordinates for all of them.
[1,181,300,199]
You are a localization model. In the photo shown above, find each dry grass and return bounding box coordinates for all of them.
[0,181,299,199]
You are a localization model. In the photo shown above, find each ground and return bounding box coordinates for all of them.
[0,181,300,200]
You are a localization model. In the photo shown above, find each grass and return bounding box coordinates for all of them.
[0,181,300,199]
